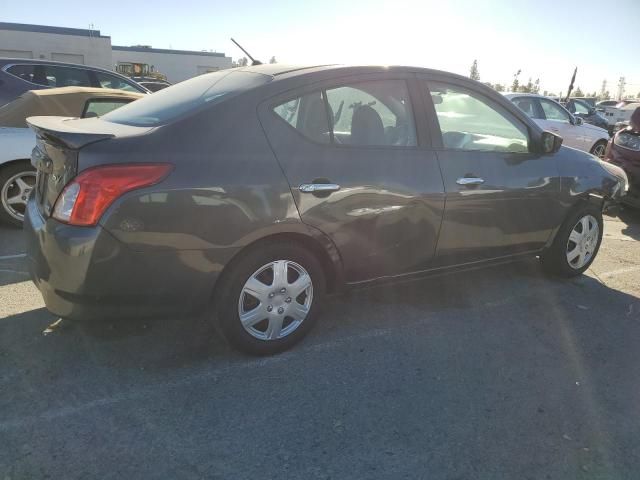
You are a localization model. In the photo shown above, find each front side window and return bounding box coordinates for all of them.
[571,100,590,115]
[42,66,92,88]
[429,82,529,153]
[94,72,140,92]
[83,99,134,118]
[273,80,417,147]
[539,99,571,123]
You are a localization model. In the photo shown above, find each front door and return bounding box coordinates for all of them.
[421,79,562,265]
[537,98,583,149]
[259,74,445,282]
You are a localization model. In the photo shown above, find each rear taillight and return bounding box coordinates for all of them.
[52,163,173,226]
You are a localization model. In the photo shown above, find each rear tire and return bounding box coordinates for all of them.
[590,140,607,159]
[214,241,326,355]
[0,161,36,227]
[540,203,603,277]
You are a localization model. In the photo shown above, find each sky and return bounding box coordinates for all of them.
[2,0,639,97]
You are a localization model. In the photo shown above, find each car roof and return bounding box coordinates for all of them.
[0,57,140,82]
[502,92,549,99]
[233,63,475,82]
[0,57,132,77]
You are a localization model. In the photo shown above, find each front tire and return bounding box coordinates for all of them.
[215,241,326,355]
[0,161,36,227]
[540,204,603,277]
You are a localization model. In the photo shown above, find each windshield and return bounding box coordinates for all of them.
[102,70,271,126]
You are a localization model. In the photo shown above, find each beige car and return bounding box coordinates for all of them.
[0,87,144,225]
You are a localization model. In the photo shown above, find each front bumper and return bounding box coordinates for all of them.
[24,199,222,321]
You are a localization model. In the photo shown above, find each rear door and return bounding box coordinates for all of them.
[421,78,561,265]
[259,73,445,282]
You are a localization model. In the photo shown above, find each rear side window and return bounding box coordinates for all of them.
[94,72,140,92]
[103,70,271,126]
[6,65,42,85]
[42,66,92,87]
[274,91,330,144]
[83,98,134,118]
[273,80,417,147]
[512,97,541,119]
[428,82,529,153]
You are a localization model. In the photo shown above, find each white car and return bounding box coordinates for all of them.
[0,87,143,225]
[504,93,609,158]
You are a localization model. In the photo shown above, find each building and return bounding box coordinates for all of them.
[0,22,232,83]
[0,22,113,69]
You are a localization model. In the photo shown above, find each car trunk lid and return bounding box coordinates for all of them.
[26,116,151,218]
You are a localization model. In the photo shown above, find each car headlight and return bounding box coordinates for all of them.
[600,161,629,193]
[614,131,640,151]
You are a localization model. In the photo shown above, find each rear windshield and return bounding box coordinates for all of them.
[102,70,271,126]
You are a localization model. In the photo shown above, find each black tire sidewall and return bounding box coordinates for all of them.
[0,161,35,228]
[215,242,326,355]
[542,203,603,277]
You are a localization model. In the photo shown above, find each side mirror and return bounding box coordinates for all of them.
[574,117,584,126]
[540,131,563,154]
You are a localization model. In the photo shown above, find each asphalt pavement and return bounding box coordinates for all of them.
[1,211,640,479]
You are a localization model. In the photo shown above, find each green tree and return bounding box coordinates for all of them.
[493,83,505,92]
[511,69,521,92]
[469,60,480,81]
[269,56,277,64]
[572,86,584,97]
[533,78,540,94]
[519,77,534,93]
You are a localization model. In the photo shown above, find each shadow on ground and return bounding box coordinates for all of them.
[618,206,640,240]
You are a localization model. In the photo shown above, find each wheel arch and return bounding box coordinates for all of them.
[213,228,345,302]
[0,157,32,170]
[543,194,604,250]
[589,138,608,155]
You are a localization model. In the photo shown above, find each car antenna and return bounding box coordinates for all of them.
[230,38,262,66]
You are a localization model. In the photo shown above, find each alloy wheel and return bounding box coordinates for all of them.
[566,214,599,269]
[592,143,606,159]
[1,171,36,222]
[238,260,313,341]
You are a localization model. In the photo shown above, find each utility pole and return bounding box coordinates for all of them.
[617,77,626,101]
[600,79,607,99]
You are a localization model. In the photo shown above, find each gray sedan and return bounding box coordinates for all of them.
[24,64,628,354]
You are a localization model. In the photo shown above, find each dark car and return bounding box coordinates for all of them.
[604,107,640,208]
[0,58,149,106]
[564,98,610,131]
[24,65,628,355]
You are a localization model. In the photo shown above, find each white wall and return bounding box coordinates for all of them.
[0,30,112,69]
[112,49,232,83]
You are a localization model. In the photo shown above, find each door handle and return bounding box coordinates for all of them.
[299,183,341,193]
[550,127,560,132]
[456,177,485,186]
